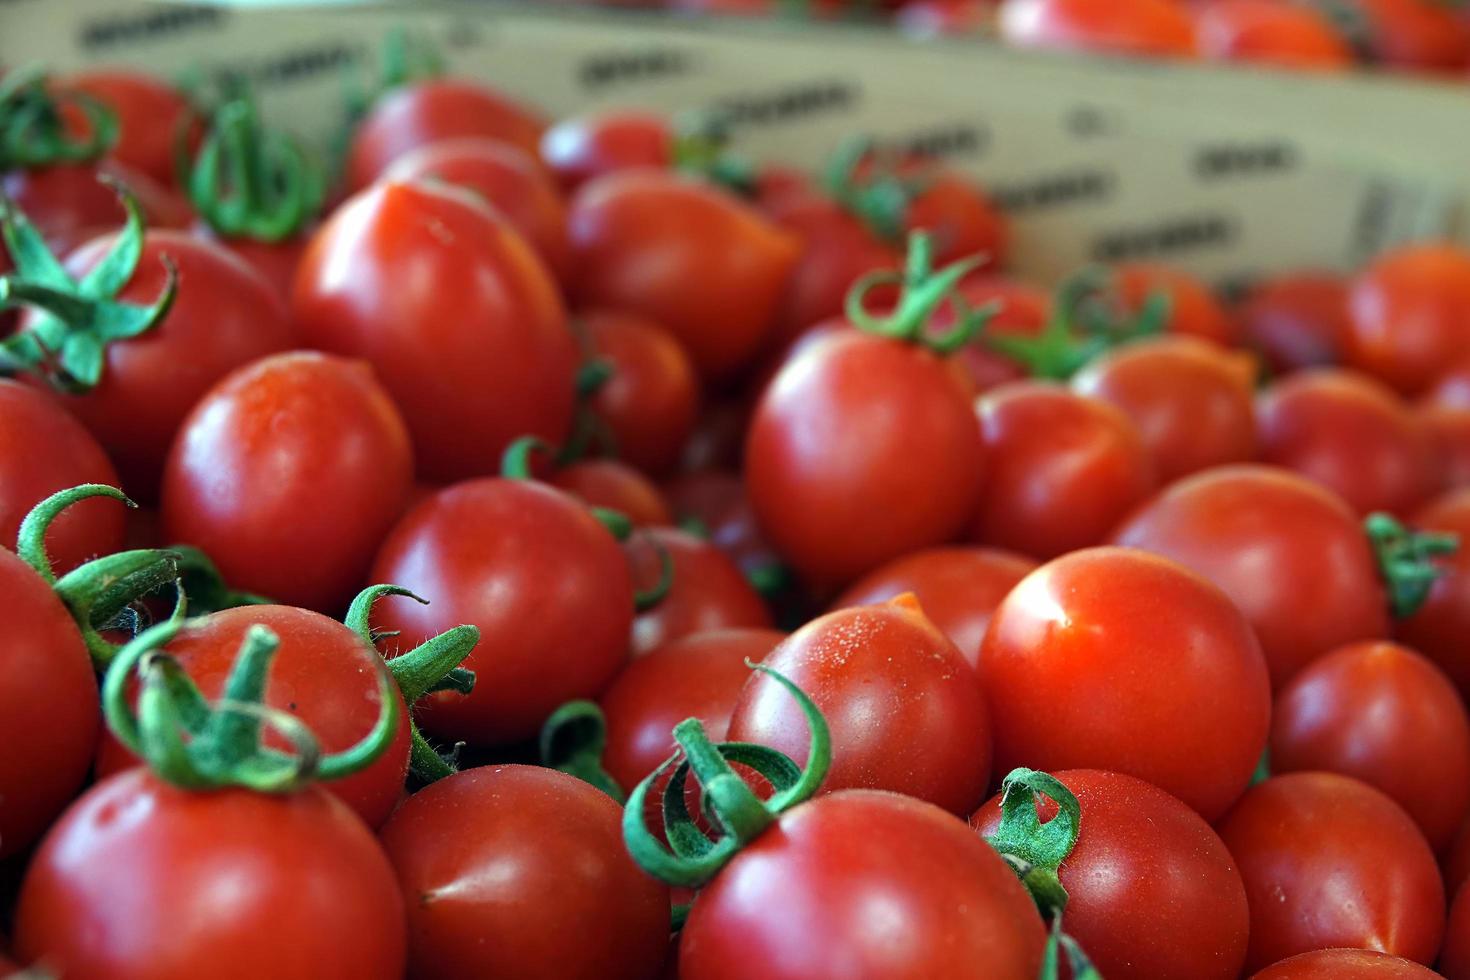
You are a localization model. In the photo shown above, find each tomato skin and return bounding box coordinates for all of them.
[1426,360,1470,411]
[380,765,669,980]
[972,769,1250,980]
[1444,881,1470,980]
[1258,368,1435,517]
[292,180,577,483]
[0,380,124,575]
[980,547,1269,821]
[568,171,800,379]
[162,352,413,614]
[1348,244,1470,396]
[1249,949,1443,979]
[1194,0,1353,70]
[539,109,673,191]
[4,164,140,254]
[747,330,986,588]
[1117,263,1237,345]
[550,459,672,527]
[371,478,633,746]
[1395,490,1470,701]
[1072,335,1257,483]
[946,275,1051,393]
[1113,465,1390,689]
[969,381,1154,561]
[679,790,1046,980]
[0,549,98,860]
[664,470,782,580]
[904,171,1008,269]
[1236,271,1351,375]
[198,229,308,301]
[15,770,406,980]
[583,311,701,478]
[62,70,193,188]
[1355,0,1470,72]
[999,0,1197,56]
[1218,772,1445,972]
[830,546,1036,670]
[630,527,771,656]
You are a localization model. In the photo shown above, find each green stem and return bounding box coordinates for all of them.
[539,700,625,802]
[982,768,1082,918]
[844,231,993,354]
[1366,512,1459,618]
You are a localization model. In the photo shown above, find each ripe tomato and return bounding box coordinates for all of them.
[1348,244,1470,396]
[664,470,782,582]
[5,165,140,254]
[629,527,771,656]
[192,228,308,302]
[1426,359,1470,410]
[1113,465,1391,688]
[550,459,672,527]
[15,769,406,980]
[1218,772,1444,971]
[380,765,669,980]
[999,0,1197,56]
[1423,407,1470,494]
[969,381,1154,561]
[61,69,192,188]
[1258,368,1435,517]
[980,547,1270,820]
[1194,0,1353,70]
[1072,335,1257,483]
[370,478,632,745]
[1444,881,1470,980]
[830,546,1036,670]
[582,310,700,478]
[1395,489,1470,700]
[540,109,673,191]
[947,275,1052,393]
[567,170,799,379]
[903,171,1009,270]
[1115,263,1237,345]
[292,180,578,483]
[1250,949,1443,979]
[972,769,1250,980]
[1448,821,1470,898]
[1236,271,1352,374]
[679,790,1045,980]
[1350,0,1470,72]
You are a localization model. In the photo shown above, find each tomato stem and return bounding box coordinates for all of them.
[632,532,675,610]
[982,767,1082,918]
[0,65,118,170]
[1040,913,1103,980]
[671,110,757,197]
[539,700,626,803]
[1366,512,1459,618]
[845,231,993,354]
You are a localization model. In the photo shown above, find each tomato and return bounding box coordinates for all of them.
[382,137,571,286]
[630,527,771,656]
[679,790,1045,979]
[748,330,985,588]
[1236,271,1352,374]
[550,459,672,527]
[1071,335,1257,483]
[1114,263,1237,345]
[1250,949,1443,979]
[1258,368,1435,517]
[567,170,800,379]
[980,547,1270,820]
[680,399,752,474]
[1427,359,1470,410]
[4,162,186,256]
[999,0,1197,56]
[0,380,124,575]
[947,275,1052,392]
[830,546,1036,670]
[1448,821,1470,898]
[1395,490,1470,700]
[1351,0,1470,72]
[1194,0,1353,70]
[897,0,996,37]
[969,381,1154,560]
[1113,465,1391,687]
[540,109,673,191]
[1348,244,1470,396]
[61,69,192,188]
[971,769,1250,980]
[292,180,577,483]
[1444,880,1470,980]
[345,79,545,192]
[1218,772,1444,971]
[15,769,405,979]
[370,478,632,745]
[582,310,700,478]
[902,170,1009,270]
[380,765,669,980]
[664,470,783,582]
[195,228,308,301]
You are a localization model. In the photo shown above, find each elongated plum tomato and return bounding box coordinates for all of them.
[746,330,985,588]
[161,352,413,614]
[540,109,673,191]
[345,78,545,192]
[92,605,412,829]
[1444,881,1470,980]
[1194,0,1353,70]
[1236,271,1351,374]
[980,547,1270,821]
[292,180,577,483]
[1395,489,1470,700]
[830,546,1037,670]
[1348,243,1470,396]
[370,479,633,746]
[1250,949,1444,979]
[581,311,700,478]
[1269,640,1470,855]
[972,770,1250,980]
[679,790,1046,980]
[61,70,195,188]
[15,770,406,980]
[629,527,771,656]
[999,0,1197,57]
[1112,465,1390,688]
[1218,772,1444,972]
[568,170,799,379]
[1115,262,1237,345]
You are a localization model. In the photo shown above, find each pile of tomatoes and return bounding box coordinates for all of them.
[4,31,1470,980]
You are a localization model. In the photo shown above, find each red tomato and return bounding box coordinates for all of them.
[972,769,1250,980]
[663,470,782,581]
[680,399,752,474]
[380,765,669,980]
[1348,244,1470,396]
[370,478,632,745]
[292,180,577,483]
[630,527,771,656]
[15,769,406,980]
[903,171,1009,270]
[567,171,800,379]
[345,79,545,192]
[830,546,1037,669]
[195,228,308,302]
[1447,820,1470,898]
[1352,0,1470,71]
[550,459,672,527]
[980,547,1270,820]
[728,596,991,814]
[1395,489,1470,700]
[680,790,1044,979]
[540,109,673,191]
[999,0,1198,56]
[4,164,140,254]
[1113,464,1390,688]
[1236,271,1351,374]
[1426,359,1470,410]
[61,69,192,187]
[582,310,700,478]
[1072,335,1257,482]
[382,137,572,286]
[1218,772,1444,971]
[969,381,1154,560]
[1250,949,1443,979]
[1115,263,1237,345]
[897,0,996,37]
[1444,880,1470,980]
[161,352,413,614]
[947,275,1052,392]
[1258,368,1435,517]
[1194,0,1353,69]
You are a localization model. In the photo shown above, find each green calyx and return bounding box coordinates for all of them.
[823,135,926,246]
[982,767,1083,919]
[169,545,274,614]
[345,584,480,785]
[0,65,118,170]
[1040,913,1102,980]
[845,230,996,354]
[1366,512,1459,618]
[539,700,625,802]
[343,27,445,131]
[671,111,757,197]
[622,662,831,888]
[0,178,177,393]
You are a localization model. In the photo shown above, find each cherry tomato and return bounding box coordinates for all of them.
[680,399,752,474]
[4,164,142,254]
[903,170,1009,270]
[999,0,1197,57]
[1195,0,1353,70]
[969,381,1154,561]
[1426,359,1470,410]
[980,547,1270,820]
[664,470,782,582]
[1236,271,1351,374]
[380,764,669,980]
[1395,489,1470,700]
[972,769,1250,980]
[15,769,406,979]
[1258,368,1435,517]
[1351,0,1470,72]
[540,109,672,191]
[1250,949,1443,979]
[567,170,799,379]
[1218,772,1444,972]
[947,275,1052,393]
[292,180,577,483]
[679,790,1045,980]
[582,310,700,478]
[1115,263,1237,345]
[630,527,771,656]
[194,227,308,302]
[61,69,193,188]
[1348,244,1470,396]
[1444,880,1470,980]
[550,459,672,527]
